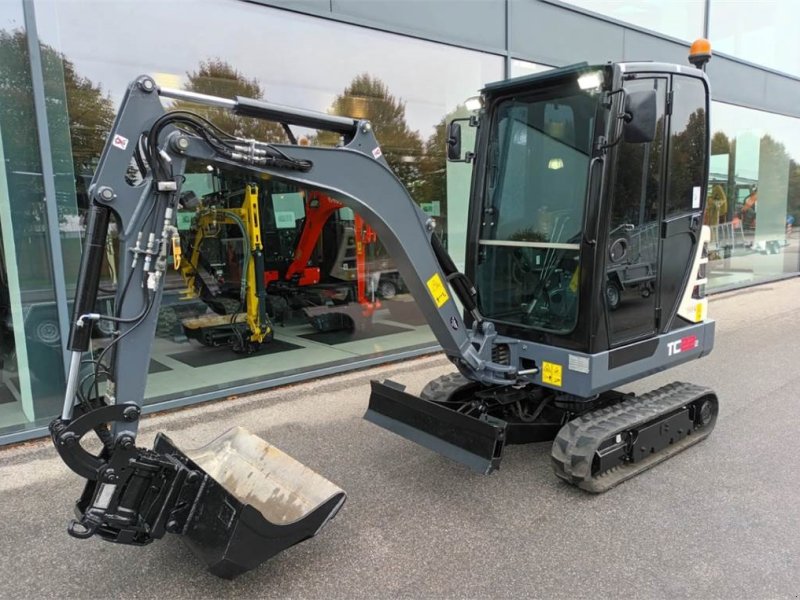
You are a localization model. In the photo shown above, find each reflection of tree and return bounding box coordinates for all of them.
[711,131,730,155]
[0,29,115,211]
[667,108,706,213]
[612,114,664,227]
[417,116,446,206]
[789,159,800,222]
[173,59,287,143]
[0,30,45,173]
[0,29,50,284]
[316,74,423,194]
[509,228,547,243]
[57,55,115,178]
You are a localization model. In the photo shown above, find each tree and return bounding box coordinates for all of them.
[59,61,115,174]
[710,131,730,156]
[173,59,287,143]
[316,74,423,194]
[789,159,800,222]
[667,109,706,212]
[416,116,447,207]
[0,30,45,174]
[0,28,116,229]
[0,29,115,208]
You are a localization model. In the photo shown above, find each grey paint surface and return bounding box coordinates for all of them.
[2,276,799,598]
[249,0,508,52]
[510,0,624,65]
[707,55,769,114]
[622,29,690,65]
[763,70,800,119]
[331,0,507,51]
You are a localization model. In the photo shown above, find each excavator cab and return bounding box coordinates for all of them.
[454,63,708,351]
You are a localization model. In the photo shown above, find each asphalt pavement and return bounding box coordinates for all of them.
[1,277,799,599]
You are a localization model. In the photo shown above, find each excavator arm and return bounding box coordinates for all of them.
[49,75,512,577]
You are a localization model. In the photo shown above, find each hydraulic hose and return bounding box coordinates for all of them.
[430,232,483,325]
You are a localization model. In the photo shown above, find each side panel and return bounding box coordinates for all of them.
[499,319,715,398]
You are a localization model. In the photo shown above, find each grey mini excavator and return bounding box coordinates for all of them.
[51,42,718,578]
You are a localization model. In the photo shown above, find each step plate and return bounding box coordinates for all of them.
[365,380,506,475]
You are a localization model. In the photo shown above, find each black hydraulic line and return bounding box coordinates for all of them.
[430,232,482,323]
[68,205,110,352]
[281,123,298,145]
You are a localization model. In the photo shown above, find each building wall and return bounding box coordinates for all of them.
[1,0,798,443]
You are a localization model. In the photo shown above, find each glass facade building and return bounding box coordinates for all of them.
[1,0,798,443]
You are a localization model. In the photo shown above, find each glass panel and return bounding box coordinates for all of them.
[31,0,503,416]
[510,59,553,78]
[560,0,705,41]
[0,1,65,437]
[606,78,667,344]
[476,85,599,333]
[666,76,707,215]
[710,0,800,77]
[706,101,800,291]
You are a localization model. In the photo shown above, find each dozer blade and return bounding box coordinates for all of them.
[364,380,507,475]
[154,427,346,579]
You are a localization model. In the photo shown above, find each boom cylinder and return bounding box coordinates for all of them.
[68,204,111,352]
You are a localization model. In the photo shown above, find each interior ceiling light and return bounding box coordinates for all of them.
[548,158,564,170]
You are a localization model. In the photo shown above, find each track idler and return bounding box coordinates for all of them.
[51,407,345,579]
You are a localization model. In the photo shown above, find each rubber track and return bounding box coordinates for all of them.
[550,381,717,493]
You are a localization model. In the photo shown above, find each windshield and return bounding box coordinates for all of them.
[476,86,599,333]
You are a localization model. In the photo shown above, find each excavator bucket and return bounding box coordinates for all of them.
[153,427,346,579]
[365,380,507,474]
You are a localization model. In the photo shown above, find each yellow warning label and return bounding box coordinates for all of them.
[695,301,704,322]
[568,266,580,293]
[426,273,450,308]
[542,361,563,387]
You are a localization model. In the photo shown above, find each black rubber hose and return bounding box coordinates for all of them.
[430,232,481,320]
[68,205,110,352]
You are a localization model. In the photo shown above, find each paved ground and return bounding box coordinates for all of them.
[2,278,799,599]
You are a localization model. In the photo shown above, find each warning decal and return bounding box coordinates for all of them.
[542,361,563,387]
[694,301,704,322]
[112,134,129,150]
[426,273,450,308]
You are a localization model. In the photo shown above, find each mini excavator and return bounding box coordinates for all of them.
[178,183,273,352]
[51,42,718,578]
[264,188,382,331]
[178,181,380,347]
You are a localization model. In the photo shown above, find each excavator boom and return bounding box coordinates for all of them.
[50,75,511,578]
